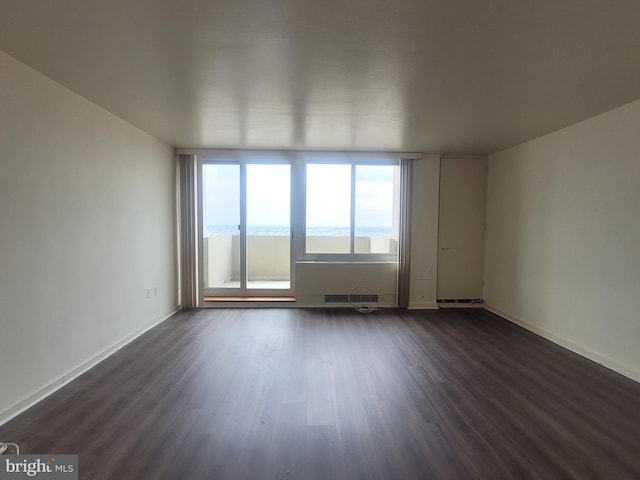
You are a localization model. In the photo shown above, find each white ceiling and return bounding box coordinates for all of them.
[1,0,640,154]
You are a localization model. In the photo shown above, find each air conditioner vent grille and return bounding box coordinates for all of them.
[324,294,379,303]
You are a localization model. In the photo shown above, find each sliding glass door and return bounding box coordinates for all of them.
[202,161,292,297]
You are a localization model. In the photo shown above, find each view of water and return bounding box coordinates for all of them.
[206,225,393,237]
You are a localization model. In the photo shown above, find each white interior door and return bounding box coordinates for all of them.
[437,157,487,300]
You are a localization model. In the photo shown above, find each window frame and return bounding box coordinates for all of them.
[201,157,295,296]
[302,158,400,263]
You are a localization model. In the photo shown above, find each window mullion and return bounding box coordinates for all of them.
[350,163,356,255]
[240,161,247,292]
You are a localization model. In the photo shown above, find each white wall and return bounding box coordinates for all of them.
[485,99,640,381]
[0,50,177,422]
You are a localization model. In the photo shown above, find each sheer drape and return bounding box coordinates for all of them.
[177,154,200,307]
[397,159,413,308]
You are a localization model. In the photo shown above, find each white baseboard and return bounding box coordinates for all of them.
[0,307,180,427]
[484,304,640,384]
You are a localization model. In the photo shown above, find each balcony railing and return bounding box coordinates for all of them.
[203,234,396,289]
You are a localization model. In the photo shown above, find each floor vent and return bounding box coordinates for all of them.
[325,294,379,303]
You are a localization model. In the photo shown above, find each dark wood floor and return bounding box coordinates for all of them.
[1,308,640,479]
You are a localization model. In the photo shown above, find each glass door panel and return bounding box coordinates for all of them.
[202,164,241,289]
[246,164,291,290]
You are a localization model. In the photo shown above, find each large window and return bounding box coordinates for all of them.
[178,150,415,302]
[305,161,399,258]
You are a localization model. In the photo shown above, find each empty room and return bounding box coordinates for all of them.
[1,1,639,479]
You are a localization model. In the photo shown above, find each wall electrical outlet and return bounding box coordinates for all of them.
[146,288,151,299]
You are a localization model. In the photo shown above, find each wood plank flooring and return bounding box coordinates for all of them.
[1,308,639,479]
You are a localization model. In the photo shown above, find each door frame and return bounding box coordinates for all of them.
[199,156,295,298]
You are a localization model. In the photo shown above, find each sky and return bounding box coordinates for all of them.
[203,163,396,230]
